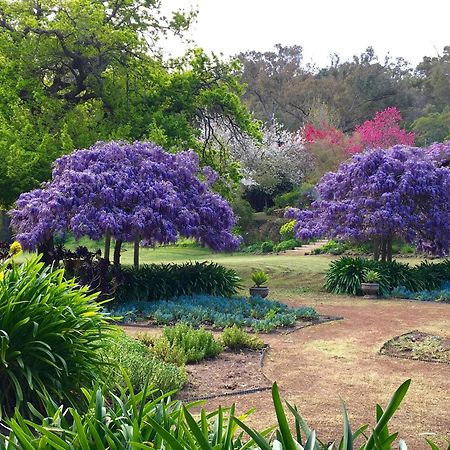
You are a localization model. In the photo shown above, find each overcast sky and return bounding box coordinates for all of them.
[162,0,450,67]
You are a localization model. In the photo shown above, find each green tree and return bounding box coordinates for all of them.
[0,0,258,208]
[412,111,450,146]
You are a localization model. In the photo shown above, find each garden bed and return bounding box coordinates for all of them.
[110,294,319,333]
[380,331,450,364]
[176,348,271,401]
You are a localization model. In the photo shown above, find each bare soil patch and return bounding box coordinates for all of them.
[176,348,271,402]
[380,330,450,364]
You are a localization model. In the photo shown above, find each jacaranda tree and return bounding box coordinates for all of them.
[10,141,240,267]
[287,145,450,261]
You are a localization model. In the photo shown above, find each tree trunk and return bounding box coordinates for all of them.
[113,239,122,266]
[133,237,140,269]
[0,210,12,243]
[37,236,55,265]
[380,239,387,263]
[386,238,393,263]
[373,238,380,261]
[104,232,111,263]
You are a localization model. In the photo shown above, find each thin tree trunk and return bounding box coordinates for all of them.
[104,232,111,263]
[380,239,387,263]
[386,238,393,262]
[373,238,380,261]
[37,236,55,265]
[133,237,140,269]
[0,210,12,243]
[113,239,122,266]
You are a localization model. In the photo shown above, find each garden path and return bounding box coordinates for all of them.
[204,297,450,448]
[284,239,329,255]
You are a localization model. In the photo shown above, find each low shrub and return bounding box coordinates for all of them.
[116,261,241,302]
[108,294,318,332]
[140,323,223,364]
[241,242,263,253]
[0,255,113,417]
[260,241,274,253]
[414,260,450,290]
[274,239,301,252]
[279,219,296,240]
[379,260,424,292]
[221,325,265,350]
[312,239,349,255]
[326,256,389,295]
[392,282,450,303]
[104,331,186,393]
[326,256,450,296]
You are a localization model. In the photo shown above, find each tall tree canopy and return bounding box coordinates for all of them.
[239,45,419,132]
[10,141,240,266]
[0,0,259,208]
[287,145,450,261]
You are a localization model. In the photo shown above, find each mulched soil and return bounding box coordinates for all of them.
[176,348,271,402]
[380,330,450,364]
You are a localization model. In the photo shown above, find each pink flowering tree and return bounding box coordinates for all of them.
[354,107,415,151]
[10,141,240,267]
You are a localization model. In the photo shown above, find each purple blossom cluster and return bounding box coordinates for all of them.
[286,145,450,255]
[425,141,450,167]
[11,141,240,251]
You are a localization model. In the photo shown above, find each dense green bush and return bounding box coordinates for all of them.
[326,257,389,295]
[0,256,113,417]
[221,325,265,350]
[274,239,301,252]
[260,241,274,253]
[116,261,241,302]
[379,260,424,292]
[1,378,435,449]
[104,331,186,393]
[274,183,316,209]
[139,323,223,365]
[312,239,350,255]
[414,260,450,290]
[326,256,450,296]
[279,219,296,240]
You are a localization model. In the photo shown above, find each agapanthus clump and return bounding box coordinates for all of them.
[287,145,450,261]
[11,141,240,266]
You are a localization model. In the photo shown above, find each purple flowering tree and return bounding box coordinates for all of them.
[287,145,450,261]
[10,141,240,267]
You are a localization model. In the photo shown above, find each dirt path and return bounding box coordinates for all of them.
[203,297,450,448]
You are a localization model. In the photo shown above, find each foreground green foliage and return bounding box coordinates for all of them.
[139,323,223,365]
[0,378,445,449]
[326,256,450,296]
[116,262,242,302]
[109,294,318,332]
[0,256,112,418]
